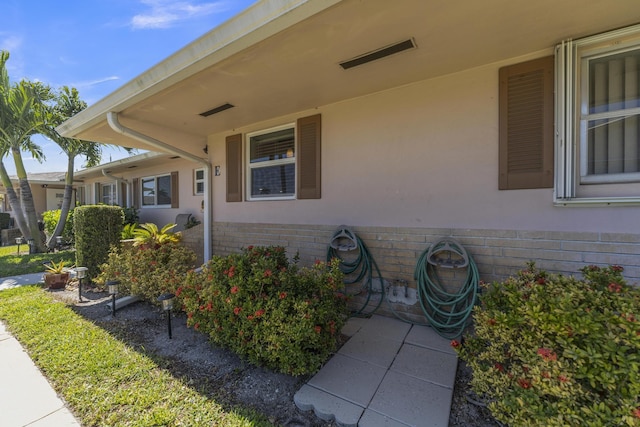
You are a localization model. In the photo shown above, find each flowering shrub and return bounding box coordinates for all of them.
[454,262,640,426]
[178,246,348,375]
[97,242,197,303]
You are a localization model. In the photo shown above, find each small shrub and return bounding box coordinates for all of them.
[454,262,640,426]
[178,246,348,376]
[123,206,139,225]
[97,242,196,302]
[121,223,138,240]
[42,209,74,244]
[74,205,123,281]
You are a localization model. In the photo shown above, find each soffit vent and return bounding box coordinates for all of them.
[199,103,234,117]
[339,38,416,70]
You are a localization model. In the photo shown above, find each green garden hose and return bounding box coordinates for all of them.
[326,227,383,317]
[328,227,479,339]
[414,239,479,339]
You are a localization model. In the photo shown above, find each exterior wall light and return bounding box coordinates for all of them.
[157,293,176,339]
[107,280,120,317]
[75,267,88,302]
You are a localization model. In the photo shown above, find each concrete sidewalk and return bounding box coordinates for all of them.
[295,315,458,426]
[0,272,44,290]
[0,321,81,427]
[1,273,82,426]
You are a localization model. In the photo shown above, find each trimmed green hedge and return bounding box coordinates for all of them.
[74,205,123,280]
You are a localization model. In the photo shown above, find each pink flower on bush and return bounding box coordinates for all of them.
[255,309,265,318]
[633,407,640,419]
[517,378,532,389]
[314,325,322,334]
[264,269,272,278]
[194,323,199,330]
[247,315,254,320]
[608,282,622,293]
[494,363,504,372]
[558,375,569,383]
[537,348,557,362]
[279,292,287,299]
[233,306,242,315]
[230,286,239,294]
[450,340,461,349]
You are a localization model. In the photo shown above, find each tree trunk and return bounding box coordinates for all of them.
[12,147,46,253]
[46,156,75,249]
[0,161,30,238]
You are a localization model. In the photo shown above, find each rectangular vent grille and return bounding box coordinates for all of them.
[339,39,416,70]
[199,103,234,117]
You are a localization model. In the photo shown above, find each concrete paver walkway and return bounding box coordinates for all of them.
[295,315,458,427]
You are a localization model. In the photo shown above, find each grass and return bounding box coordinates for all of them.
[0,286,273,427]
[0,247,75,277]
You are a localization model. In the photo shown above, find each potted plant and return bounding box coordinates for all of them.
[44,260,71,289]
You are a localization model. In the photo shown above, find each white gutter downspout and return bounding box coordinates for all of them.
[101,170,129,206]
[107,111,212,261]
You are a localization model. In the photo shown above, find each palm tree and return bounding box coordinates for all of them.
[43,86,105,249]
[0,51,49,251]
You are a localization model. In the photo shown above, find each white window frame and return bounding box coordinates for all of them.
[556,24,640,205]
[101,183,116,205]
[193,168,205,195]
[141,174,172,208]
[245,123,296,201]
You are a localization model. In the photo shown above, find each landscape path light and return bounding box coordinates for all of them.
[27,238,35,254]
[75,267,88,302]
[157,293,176,339]
[55,236,63,251]
[107,280,120,317]
[15,237,23,255]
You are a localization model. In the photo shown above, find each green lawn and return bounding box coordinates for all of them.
[0,247,75,277]
[0,286,272,427]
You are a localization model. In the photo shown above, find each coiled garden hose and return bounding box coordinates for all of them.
[328,226,479,339]
[414,239,480,339]
[326,227,383,317]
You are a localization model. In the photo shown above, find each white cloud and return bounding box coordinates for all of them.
[70,76,120,88]
[0,34,23,53]
[131,0,229,29]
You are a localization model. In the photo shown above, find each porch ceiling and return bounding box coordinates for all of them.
[59,0,640,158]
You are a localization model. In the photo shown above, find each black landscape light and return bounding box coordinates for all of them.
[75,267,88,302]
[107,280,120,317]
[15,237,23,254]
[157,293,176,339]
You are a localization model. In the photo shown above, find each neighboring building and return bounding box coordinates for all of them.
[0,172,73,219]
[58,0,640,293]
[73,151,204,227]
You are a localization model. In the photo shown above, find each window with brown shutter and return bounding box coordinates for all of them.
[297,114,321,199]
[226,134,243,202]
[171,171,179,208]
[499,56,554,190]
[132,178,139,208]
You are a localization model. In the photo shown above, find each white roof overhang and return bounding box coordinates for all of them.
[58,0,640,157]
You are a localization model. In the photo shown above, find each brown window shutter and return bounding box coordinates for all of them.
[94,183,101,204]
[499,56,554,190]
[170,171,179,208]
[132,178,140,209]
[226,134,243,202]
[297,114,321,199]
[120,182,127,207]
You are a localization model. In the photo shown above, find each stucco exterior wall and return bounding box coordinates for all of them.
[205,52,640,286]
[209,54,640,234]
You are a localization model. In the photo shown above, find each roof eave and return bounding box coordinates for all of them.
[57,0,343,139]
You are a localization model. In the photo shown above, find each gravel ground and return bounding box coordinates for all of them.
[50,282,500,427]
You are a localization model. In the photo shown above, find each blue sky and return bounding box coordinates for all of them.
[1,0,256,175]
